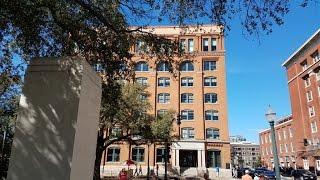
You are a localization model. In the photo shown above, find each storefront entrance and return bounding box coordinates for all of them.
[179,150,198,167]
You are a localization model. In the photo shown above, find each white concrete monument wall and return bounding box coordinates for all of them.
[7,56,102,180]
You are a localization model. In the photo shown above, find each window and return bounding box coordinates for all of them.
[207,150,221,168]
[107,148,120,162]
[110,127,122,138]
[157,109,168,117]
[291,142,294,152]
[206,128,220,139]
[156,148,169,163]
[135,61,149,71]
[261,137,264,144]
[181,77,193,87]
[204,77,217,87]
[157,62,170,72]
[136,40,147,53]
[307,91,313,102]
[311,121,317,133]
[270,146,273,155]
[301,60,308,71]
[204,93,218,103]
[211,38,217,51]
[279,144,283,153]
[139,93,147,101]
[203,38,209,51]
[136,77,148,86]
[158,93,170,103]
[181,128,195,139]
[305,77,311,87]
[265,147,268,155]
[158,77,170,87]
[285,144,288,153]
[205,110,219,120]
[180,39,186,52]
[289,127,293,138]
[180,61,194,71]
[94,63,103,72]
[311,50,319,63]
[181,110,194,120]
[188,39,194,52]
[316,70,320,81]
[204,61,217,71]
[278,131,281,140]
[132,147,145,162]
[181,93,194,103]
[283,130,287,139]
[309,106,315,117]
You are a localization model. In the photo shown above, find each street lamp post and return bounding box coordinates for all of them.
[265,105,281,180]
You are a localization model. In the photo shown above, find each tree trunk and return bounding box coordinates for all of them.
[93,131,105,180]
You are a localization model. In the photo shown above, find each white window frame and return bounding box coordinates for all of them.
[309,106,315,117]
[188,39,194,52]
[181,127,195,139]
[289,127,293,138]
[305,77,311,87]
[306,90,313,102]
[279,144,283,153]
[316,70,320,81]
[136,77,148,86]
[158,93,170,103]
[283,130,287,139]
[278,131,281,140]
[285,144,288,153]
[311,121,317,133]
[158,77,170,87]
[290,142,294,152]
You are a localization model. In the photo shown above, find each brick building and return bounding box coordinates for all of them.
[100,25,231,177]
[231,141,260,168]
[259,115,296,169]
[282,28,320,171]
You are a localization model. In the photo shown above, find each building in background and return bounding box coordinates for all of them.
[282,28,320,171]
[231,140,260,168]
[230,135,247,143]
[101,25,231,177]
[259,115,296,169]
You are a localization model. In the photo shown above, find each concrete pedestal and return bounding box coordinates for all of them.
[7,56,102,180]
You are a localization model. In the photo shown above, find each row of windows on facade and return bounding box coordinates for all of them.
[136,76,217,87]
[262,142,295,156]
[300,50,319,71]
[157,109,219,121]
[106,147,221,167]
[135,38,218,54]
[260,127,293,144]
[135,61,217,72]
[109,127,220,140]
[150,93,218,104]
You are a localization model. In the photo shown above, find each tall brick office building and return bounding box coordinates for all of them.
[100,25,231,176]
[282,29,320,171]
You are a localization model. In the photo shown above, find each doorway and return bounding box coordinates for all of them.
[179,150,198,167]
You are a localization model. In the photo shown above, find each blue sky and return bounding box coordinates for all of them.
[226,3,320,142]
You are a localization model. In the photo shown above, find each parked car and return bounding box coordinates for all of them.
[237,168,254,178]
[253,168,275,180]
[291,169,317,180]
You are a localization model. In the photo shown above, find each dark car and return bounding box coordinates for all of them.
[253,168,276,180]
[292,169,317,180]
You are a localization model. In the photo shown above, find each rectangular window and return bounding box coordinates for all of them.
[307,91,313,102]
[204,77,217,87]
[279,144,283,153]
[289,127,293,138]
[182,128,195,139]
[301,60,308,71]
[261,136,264,144]
[181,77,193,87]
[278,131,281,140]
[311,121,317,133]
[158,77,170,87]
[291,142,294,152]
[132,148,145,162]
[211,38,217,51]
[204,61,217,71]
[158,93,170,103]
[311,50,319,63]
[107,148,120,162]
[181,93,194,103]
[156,148,168,163]
[283,130,287,139]
[270,146,273,155]
[309,106,315,117]
[265,147,268,155]
[305,77,311,87]
[316,70,320,81]
[180,39,186,52]
[203,38,209,51]
[136,77,148,86]
[285,144,288,153]
[188,39,194,52]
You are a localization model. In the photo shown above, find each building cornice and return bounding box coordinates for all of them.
[282,28,320,68]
